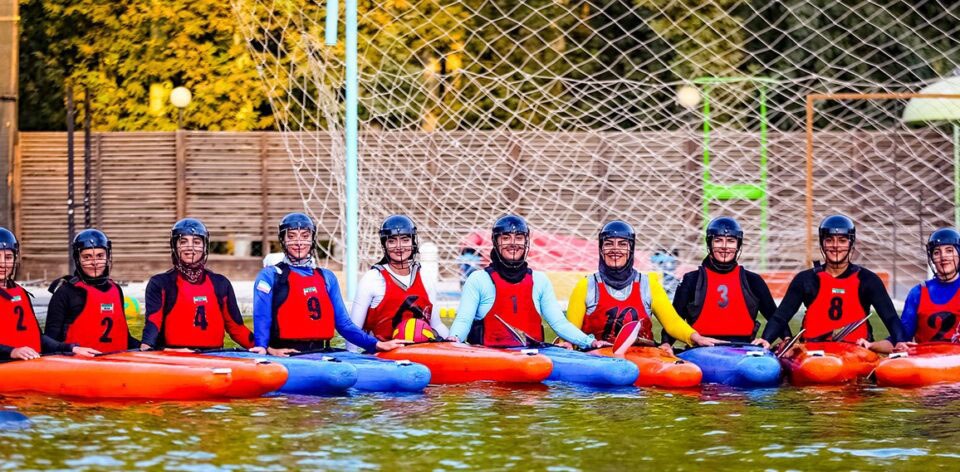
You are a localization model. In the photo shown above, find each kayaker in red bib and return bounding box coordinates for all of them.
[45,229,139,354]
[668,217,783,345]
[566,220,721,353]
[140,218,256,351]
[753,215,906,351]
[448,215,611,349]
[348,215,449,350]
[895,228,960,350]
[0,228,98,360]
[251,212,409,356]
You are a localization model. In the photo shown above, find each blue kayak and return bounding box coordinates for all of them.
[210,351,358,395]
[677,344,782,387]
[510,346,639,386]
[298,351,431,393]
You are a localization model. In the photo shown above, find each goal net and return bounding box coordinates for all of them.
[232,0,960,297]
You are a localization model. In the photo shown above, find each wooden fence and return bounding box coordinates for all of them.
[12,130,955,292]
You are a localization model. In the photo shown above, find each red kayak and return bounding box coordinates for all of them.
[0,355,239,400]
[376,342,553,384]
[592,346,702,388]
[104,351,288,397]
[875,342,960,387]
[779,342,879,386]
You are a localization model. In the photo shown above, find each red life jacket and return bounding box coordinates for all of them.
[914,282,960,343]
[273,266,335,341]
[803,269,867,341]
[0,285,41,351]
[582,275,653,343]
[64,281,129,353]
[162,275,226,349]
[691,266,756,337]
[475,269,544,347]
[364,267,433,341]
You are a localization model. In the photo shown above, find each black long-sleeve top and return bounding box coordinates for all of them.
[45,275,140,348]
[760,264,905,344]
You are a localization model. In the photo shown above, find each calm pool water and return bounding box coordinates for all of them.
[3,381,960,471]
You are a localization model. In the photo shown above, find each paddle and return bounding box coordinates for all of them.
[833,313,873,342]
[493,314,543,348]
[612,320,642,356]
[775,328,806,359]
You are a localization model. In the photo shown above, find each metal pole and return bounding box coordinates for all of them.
[66,85,76,274]
[344,0,359,300]
[805,96,815,267]
[325,0,339,46]
[758,84,769,271]
[83,87,91,228]
[178,108,183,130]
[954,123,959,229]
[701,85,712,253]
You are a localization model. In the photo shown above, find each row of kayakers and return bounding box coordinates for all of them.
[0,211,955,362]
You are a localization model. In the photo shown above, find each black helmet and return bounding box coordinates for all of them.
[278,212,316,260]
[0,227,20,284]
[705,216,743,248]
[926,227,960,280]
[72,228,112,284]
[599,220,635,244]
[379,215,418,261]
[492,215,530,268]
[170,218,209,267]
[818,215,856,245]
[492,215,529,239]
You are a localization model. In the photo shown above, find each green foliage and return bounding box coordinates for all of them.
[19,0,273,131]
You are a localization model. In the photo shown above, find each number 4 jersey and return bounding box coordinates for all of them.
[142,269,255,349]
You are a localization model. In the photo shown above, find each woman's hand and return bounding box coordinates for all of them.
[139,343,152,351]
[10,346,40,360]
[375,339,412,352]
[690,333,723,347]
[658,343,674,356]
[71,346,101,357]
[266,347,300,357]
[590,339,612,349]
[894,341,916,352]
[751,338,771,350]
[248,346,267,355]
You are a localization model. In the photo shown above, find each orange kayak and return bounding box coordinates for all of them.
[592,346,702,388]
[104,351,288,397]
[780,342,879,386]
[0,355,238,400]
[376,342,553,384]
[875,342,960,387]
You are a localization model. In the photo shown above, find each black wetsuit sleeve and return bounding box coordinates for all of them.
[746,271,789,338]
[116,285,141,349]
[0,344,12,358]
[859,270,905,343]
[44,285,76,342]
[664,271,698,346]
[761,271,811,342]
[40,334,73,354]
[141,276,165,348]
[215,275,255,349]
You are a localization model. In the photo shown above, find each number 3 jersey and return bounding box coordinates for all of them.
[44,276,138,352]
[141,269,254,349]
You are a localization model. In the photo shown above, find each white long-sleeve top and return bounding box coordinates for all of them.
[347,264,450,352]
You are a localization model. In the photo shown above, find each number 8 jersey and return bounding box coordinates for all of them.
[804,267,867,341]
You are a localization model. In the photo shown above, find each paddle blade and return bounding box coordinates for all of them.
[776,328,806,358]
[613,320,642,356]
[834,313,873,342]
[494,314,529,347]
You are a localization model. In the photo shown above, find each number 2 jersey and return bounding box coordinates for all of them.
[45,275,140,352]
[899,276,960,343]
[0,283,75,359]
[759,264,906,344]
[141,269,254,349]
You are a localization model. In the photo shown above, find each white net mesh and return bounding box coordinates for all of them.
[233,0,960,297]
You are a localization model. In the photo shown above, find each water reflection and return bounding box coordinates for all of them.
[3,382,960,470]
